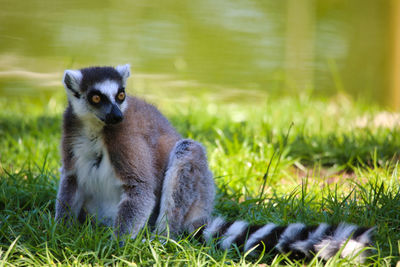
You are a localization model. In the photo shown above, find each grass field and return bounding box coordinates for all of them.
[0,93,399,266]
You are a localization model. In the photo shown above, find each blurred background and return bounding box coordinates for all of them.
[0,0,399,108]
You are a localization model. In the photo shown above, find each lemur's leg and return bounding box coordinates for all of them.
[155,139,215,236]
[55,168,84,223]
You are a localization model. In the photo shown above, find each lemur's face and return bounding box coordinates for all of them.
[62,64,130,125]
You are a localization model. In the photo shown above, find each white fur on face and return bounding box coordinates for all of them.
[63,70,91,119]
[114,65,130,111]
[93,79,128,113]
[93,80,119,103]
[69,97,92,122]
[120,96,128,112]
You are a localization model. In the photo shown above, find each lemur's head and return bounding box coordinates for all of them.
[62,64,130,125]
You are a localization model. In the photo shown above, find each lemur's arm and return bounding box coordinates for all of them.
[114,182,156,238]
[106,135,159,238]
[57,108,85,222]
[55,170,80,221]
[56,130,85,223]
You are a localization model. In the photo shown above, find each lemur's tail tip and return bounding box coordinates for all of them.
[203,217,374,262]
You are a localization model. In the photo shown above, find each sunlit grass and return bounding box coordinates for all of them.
[0,94,399,266]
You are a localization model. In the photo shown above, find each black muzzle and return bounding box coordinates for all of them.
[105,104,123,125]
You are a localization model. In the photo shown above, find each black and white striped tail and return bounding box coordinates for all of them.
[202,217,373,263]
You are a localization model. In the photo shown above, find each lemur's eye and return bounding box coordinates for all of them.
[92,95,101,104]
[117,92,125,101]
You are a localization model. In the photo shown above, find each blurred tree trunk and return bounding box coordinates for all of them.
[343,0,390,105]
[285,0,315,92]
[390,0,400,110]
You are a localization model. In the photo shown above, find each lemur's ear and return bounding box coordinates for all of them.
[115,64,131,84]
[63,70,82,98]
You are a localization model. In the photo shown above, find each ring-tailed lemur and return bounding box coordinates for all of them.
[55,64,373,262]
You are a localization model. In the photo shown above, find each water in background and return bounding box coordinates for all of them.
[0,0,394,106]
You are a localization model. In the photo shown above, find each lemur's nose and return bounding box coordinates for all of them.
[105,104,123,124]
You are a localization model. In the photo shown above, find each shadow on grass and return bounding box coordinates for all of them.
[1,113,399,170]
[0,114,61,139]
[170,113,400,169]
[289,131,400,168]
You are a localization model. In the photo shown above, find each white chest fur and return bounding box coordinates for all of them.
[71,129,123,225]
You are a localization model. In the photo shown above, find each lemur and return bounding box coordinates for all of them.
[55,64,373,262]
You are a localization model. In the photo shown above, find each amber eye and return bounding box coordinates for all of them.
[117,92,125,101]
[91,95,101,104]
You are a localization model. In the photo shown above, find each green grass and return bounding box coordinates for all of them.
[0,94,399,266]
